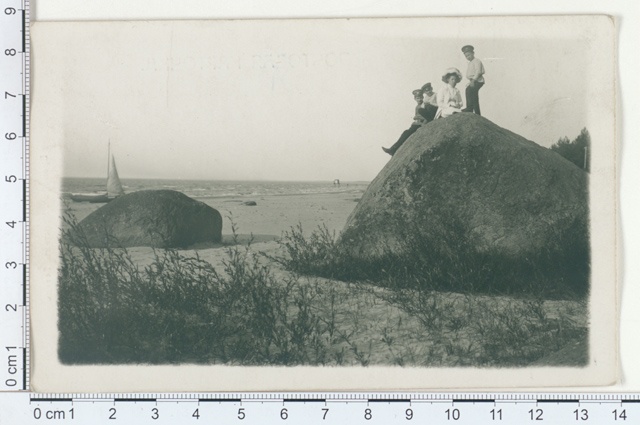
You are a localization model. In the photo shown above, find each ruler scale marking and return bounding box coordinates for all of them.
[30,397,74,402]
[22,347,26,390]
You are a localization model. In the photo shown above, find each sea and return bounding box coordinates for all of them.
[62,178,370,200]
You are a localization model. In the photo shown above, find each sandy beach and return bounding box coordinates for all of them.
[65,190,362,266]
[69,191,362,235]
[59,189,588,367]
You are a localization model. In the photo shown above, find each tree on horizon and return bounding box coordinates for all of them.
[550,128,590,172]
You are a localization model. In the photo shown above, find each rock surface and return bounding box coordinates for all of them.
[71,190,222,248]
[339,113,588,260]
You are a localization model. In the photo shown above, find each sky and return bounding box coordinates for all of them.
[34,17,603,182]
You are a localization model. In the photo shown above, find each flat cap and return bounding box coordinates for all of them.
[461,45,474,54]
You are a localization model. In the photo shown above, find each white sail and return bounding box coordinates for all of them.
[106,155,125,198]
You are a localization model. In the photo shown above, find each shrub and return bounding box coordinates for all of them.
[58,214,343,365]
[275,218,590,366]
[58,211,588,367]
[277,215,589,300]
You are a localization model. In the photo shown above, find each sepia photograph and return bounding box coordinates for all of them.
[30,15,617,391]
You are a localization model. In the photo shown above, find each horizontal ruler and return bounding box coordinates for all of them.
[2,393,640,424]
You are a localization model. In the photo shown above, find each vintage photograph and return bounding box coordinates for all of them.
[30,16,617,390]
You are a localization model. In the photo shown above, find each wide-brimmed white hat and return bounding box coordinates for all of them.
[441,67,462,83]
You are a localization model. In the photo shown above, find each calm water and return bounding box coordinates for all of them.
[62,178,370,199]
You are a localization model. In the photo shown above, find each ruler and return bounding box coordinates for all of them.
[2,392,640,423]
[0,0,29,393]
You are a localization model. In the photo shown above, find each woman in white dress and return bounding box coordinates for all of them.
[435,68,464,119]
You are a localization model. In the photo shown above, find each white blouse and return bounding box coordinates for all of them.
[435,85,463,119]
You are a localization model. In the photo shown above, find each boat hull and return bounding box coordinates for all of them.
[69,193,111,203]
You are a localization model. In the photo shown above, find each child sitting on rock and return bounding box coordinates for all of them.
[382,89,427,156]
[418,82,438,122]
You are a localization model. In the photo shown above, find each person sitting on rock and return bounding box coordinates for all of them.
[418,82,439,122]
[435,68,464,119]
[382,88,427,156]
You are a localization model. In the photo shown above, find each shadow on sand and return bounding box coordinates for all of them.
[187,234,279,249]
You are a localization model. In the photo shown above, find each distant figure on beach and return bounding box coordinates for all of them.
[418,82,439,123]
[435,68,464,119]
[382,89,427,156]
[333,179,340,186]
[460,45,485,115]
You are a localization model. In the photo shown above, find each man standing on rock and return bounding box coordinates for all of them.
[418,82,439,122]
[461,45,485,115]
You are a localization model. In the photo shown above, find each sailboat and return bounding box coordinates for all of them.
[70,144,126,203]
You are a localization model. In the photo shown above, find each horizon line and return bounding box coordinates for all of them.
[62,176,372,183]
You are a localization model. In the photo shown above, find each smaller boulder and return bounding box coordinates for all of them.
[70,190,222,248]
[243,201,258,206]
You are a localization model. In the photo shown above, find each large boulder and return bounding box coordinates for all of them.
[71,190,222,248]
[339,113,588,260]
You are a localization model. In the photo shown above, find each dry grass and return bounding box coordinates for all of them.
[58,213,588,367]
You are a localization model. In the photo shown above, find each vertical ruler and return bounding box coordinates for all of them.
[0,0,29,392]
